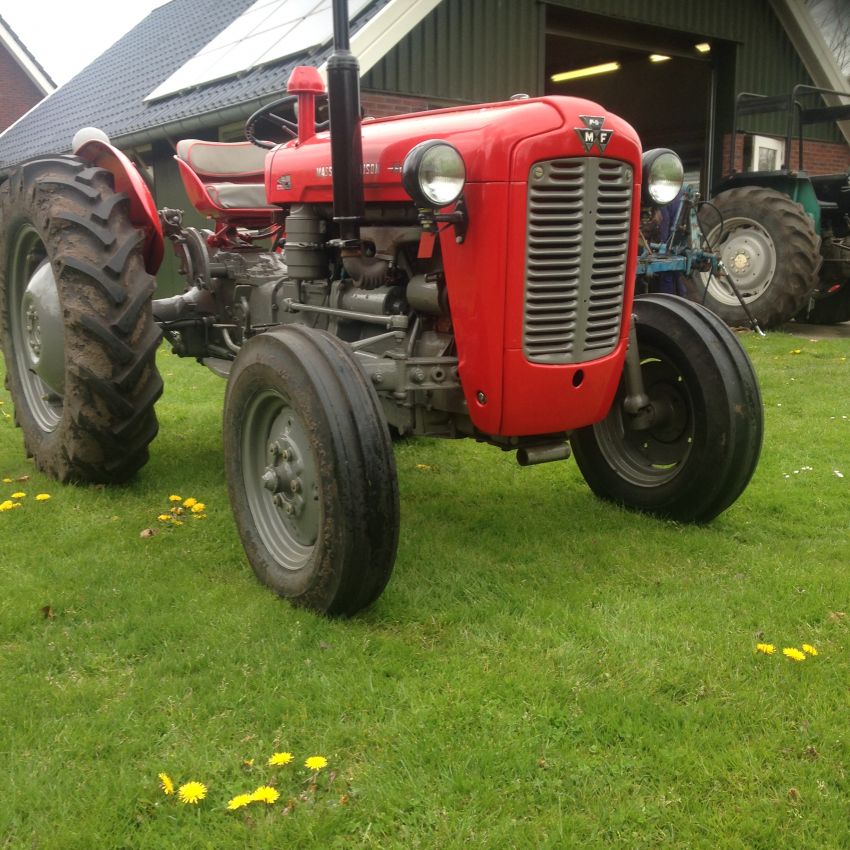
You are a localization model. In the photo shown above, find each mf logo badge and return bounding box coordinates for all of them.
[575,115,613,153]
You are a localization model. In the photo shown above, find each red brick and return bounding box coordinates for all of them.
[0,44,44,132]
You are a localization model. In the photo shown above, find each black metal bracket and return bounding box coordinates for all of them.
[418,197,469,244]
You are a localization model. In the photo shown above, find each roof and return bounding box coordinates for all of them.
[768,0,850,145]
[0,15,55,96]
[0,0,402,170]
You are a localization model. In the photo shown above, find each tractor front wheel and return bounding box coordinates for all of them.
[0,157,162,483]
[570,295,763,523]
[691,186,820,329]
[223,327,400,616]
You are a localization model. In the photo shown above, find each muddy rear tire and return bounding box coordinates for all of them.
[0,156,162,483]
[690,186,821,329]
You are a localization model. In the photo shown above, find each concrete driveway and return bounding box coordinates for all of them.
[781,321,850,340]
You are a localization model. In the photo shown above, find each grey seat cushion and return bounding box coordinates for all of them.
[206,182,275,210]
[176,139,267,177]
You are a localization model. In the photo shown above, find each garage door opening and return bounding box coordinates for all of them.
[545,7,718,192]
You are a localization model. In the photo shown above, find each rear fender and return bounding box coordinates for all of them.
[75,139,164,274]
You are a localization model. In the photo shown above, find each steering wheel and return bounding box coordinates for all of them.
[245,93,329,149]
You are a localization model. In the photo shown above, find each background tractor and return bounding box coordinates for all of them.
[0,0,763,616]
[692,84,850,329]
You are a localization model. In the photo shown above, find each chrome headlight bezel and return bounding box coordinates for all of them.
[402,140,466,209]
[642,148,684,205]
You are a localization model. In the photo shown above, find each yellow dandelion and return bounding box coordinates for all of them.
[157,513,171,522]
[250,785,280,804]
[791,349,802,355]
[1,478,11,483]
[268,751,293,767]
[168,494,182,502]
[190,502,206,514]
[177,781,207,805]
[10,492,25,499]
[158,772,174,796]
[183,497,197,508]
[305,755,328,771]
[756,643,776,655]
[227,793,254,811]
[783,647,806,662]
[0,500,14,512]
[802,644,818,656]
[35,493,51,501]
[415,464,431,471]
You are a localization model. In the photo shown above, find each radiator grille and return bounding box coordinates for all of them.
[523,158,633,364]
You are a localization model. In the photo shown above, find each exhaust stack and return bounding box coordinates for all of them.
[327,0,364,243]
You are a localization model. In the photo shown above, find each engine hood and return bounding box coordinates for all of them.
[266,95,641,205]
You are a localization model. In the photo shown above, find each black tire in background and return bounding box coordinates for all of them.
[691,186,821,329]
[571,295,763,523]
[223,326,400,616]
[796,238,850,324]
[0,156,162,483]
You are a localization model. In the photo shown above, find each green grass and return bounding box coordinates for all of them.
[1,330,849,849]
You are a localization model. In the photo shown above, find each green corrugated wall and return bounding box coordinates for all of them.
[365,0,541,103]
[363,0,838,141]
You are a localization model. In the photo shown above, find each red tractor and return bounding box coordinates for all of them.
[0,2,762,616]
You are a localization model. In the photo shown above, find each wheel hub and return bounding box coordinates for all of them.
[262,437,307,519]
[702,217,777,307]
[242,394,321,559]
[21,260,65,396]
[595,357,693,486]
[731,251,751,273]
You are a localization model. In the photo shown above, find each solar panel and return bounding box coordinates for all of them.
[145,0,372,102]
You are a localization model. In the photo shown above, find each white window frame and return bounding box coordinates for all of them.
[750,135,785,172]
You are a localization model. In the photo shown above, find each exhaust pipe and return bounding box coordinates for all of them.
[516,442,572,466]
[328,0,364,244]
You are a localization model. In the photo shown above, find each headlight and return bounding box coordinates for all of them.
[642,148,684,205]
[402,140,466,208]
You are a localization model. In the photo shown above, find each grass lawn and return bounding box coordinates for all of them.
[1,328,849,849]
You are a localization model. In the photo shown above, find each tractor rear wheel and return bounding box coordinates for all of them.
[691,186,820,329]
[223,326,399,616]
[0,157,162,483]
[570,295,762,523]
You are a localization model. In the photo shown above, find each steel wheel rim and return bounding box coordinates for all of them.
[593,355,694,486]
[698,216,777,306]
[242,388,320,570]
[8,224,63,432]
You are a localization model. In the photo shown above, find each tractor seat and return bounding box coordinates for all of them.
[175,139,275,212]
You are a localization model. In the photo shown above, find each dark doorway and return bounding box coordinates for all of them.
[545,7,716,190]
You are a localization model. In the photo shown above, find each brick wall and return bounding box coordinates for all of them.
[0,45,44,132]
[720,133,850,177]
[361,90,461,119]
